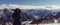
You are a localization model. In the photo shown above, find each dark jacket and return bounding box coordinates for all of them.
[12,8,21,25]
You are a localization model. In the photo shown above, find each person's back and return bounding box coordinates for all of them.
[12,8,21,25]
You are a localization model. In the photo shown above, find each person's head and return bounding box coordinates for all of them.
[14,8,21,14]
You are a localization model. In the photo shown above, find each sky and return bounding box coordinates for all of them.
[0,0,60,9]
[0,0,60,6]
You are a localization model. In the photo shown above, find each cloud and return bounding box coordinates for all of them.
[0,4,60,10]
[8,4,46,9]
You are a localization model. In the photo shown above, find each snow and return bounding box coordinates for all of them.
[26,23,60,25]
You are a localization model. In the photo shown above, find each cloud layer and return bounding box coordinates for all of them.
[0,4,60,10]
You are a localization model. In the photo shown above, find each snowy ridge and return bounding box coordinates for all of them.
[26,23,60,25]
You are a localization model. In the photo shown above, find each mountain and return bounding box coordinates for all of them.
[3,9,36,21]
[2,8,59,21]
[24,9,53,19]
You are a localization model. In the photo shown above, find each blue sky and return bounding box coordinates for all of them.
[0,0,60,6]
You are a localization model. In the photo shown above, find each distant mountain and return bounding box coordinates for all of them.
[3,9,36,21]
[3,8,13,22]
[3,8,59,21]
[24,9,53,19]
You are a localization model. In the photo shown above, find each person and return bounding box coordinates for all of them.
[12,8,21,25]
